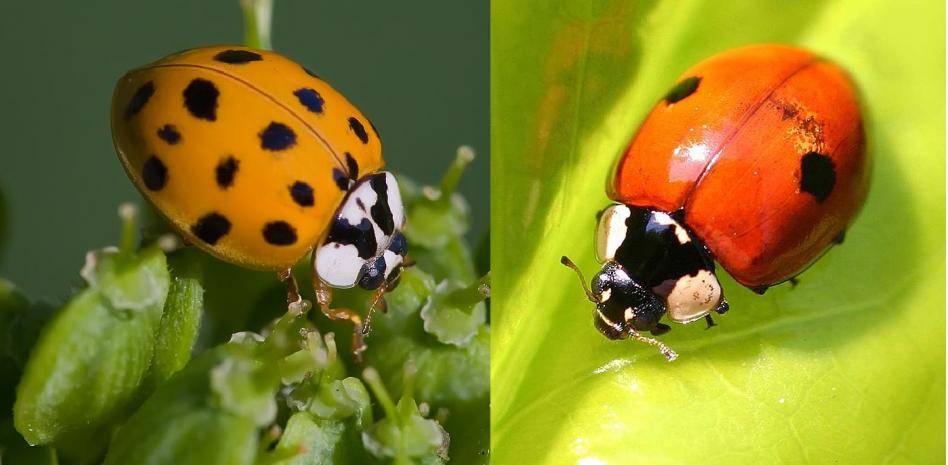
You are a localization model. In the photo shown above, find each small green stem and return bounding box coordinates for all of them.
[240,0,274,49]
[438,146,475,202]
[446,271,490,309]
[117,202,138,259]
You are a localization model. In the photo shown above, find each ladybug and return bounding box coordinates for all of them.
[562,44,869,360]
[111,46,406,355]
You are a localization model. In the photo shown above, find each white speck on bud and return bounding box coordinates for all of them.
[157,234,179,252]
[456,145,476,163]
[118,202,137,221]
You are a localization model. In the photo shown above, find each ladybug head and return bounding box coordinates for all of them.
[591,261,667,339]
[560,257,667,339]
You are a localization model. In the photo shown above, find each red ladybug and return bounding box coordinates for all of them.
[562,44,869,360]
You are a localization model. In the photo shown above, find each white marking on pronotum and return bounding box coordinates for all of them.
[595,204,631,262]
[658,269,722,323]
[653,211,691,244]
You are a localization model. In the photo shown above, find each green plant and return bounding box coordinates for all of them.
[0,2,488,464]
[492,0,944,464]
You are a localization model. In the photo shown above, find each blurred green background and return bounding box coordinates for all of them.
[0,0,488,298]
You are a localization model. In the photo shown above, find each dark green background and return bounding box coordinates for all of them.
[0,0,488,298]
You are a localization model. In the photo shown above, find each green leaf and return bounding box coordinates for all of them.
[492,1,945,464]
[14,246,169,448]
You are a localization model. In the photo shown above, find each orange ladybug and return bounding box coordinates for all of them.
[563,44,868,360]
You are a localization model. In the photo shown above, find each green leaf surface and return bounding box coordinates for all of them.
[492,1,945,464]
[14,246,169,448]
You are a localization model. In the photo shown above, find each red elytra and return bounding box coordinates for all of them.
[609,44,869,289]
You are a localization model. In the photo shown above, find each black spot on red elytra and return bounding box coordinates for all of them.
[191,212,231,245]
[294,88,325,114]
[263,221,298,245]
[289,181,314,207]
[345,153,359,179]
[664,76,701,104]
[260,122,296,151]
[125,81,154,120]
[332,168,349,191]
[800,152,836,202]
[213,49,262,64]
[348,117,369,144]
[216,156,239,189]
[183,78,219,121]
[157,124,181,144]
[142,155,167,191]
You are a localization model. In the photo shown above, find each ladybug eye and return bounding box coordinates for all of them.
[663,76,701,104]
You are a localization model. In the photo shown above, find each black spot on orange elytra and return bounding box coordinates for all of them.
[289,181,314,207]
[183,78,219,121]
[157,124,181,144]
[142,155,167,191]
[216,156,239,189]
[294,88,325,114]
[800,152,836,202]
[191,212,231,245]
[260,122,296,151]
[664,76,701,104]
[263,221,297,245]
[214,49,262,64]
[345,152,359,179]
[332,168,349,191]
[348,117,369,144]
[125,81,154,120]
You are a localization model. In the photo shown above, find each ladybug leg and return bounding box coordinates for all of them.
[312,276,367,362]
[833,230,846,245]
[704,314,717,330]
[714,297,729,314]
[628,328,678,361]
[789,277,801,288]
[277,269,302,306]
[650,323,671,336]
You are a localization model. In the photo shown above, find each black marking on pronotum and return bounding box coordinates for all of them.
[613,207,713,290]
[213,49,262,64]
[356,198,367,212]
[326,217,377,259]
[215,156,239,189]
[358,258,387,290]
[183,78,219,121]
[142,155,168,191]
[388,232,407,256]
[157,124,181,144]
[263,221,298,245]
[125,81,155,119]
[348,117,369,144]
[294,88,325,114]
[289,181,314,207]
[799,151,836,202]
[191,212,231,245]
[332,168,349,191]
[663,76,701,104]
[345,152,359,179]
[260,122,297,151]
[369,175,395,236]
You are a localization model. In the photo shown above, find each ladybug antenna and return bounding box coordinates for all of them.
[560,256,599,303]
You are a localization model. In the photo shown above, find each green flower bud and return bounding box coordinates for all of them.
[361,366,449,465]
[14,205,170,450]
[420,274,490,347]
